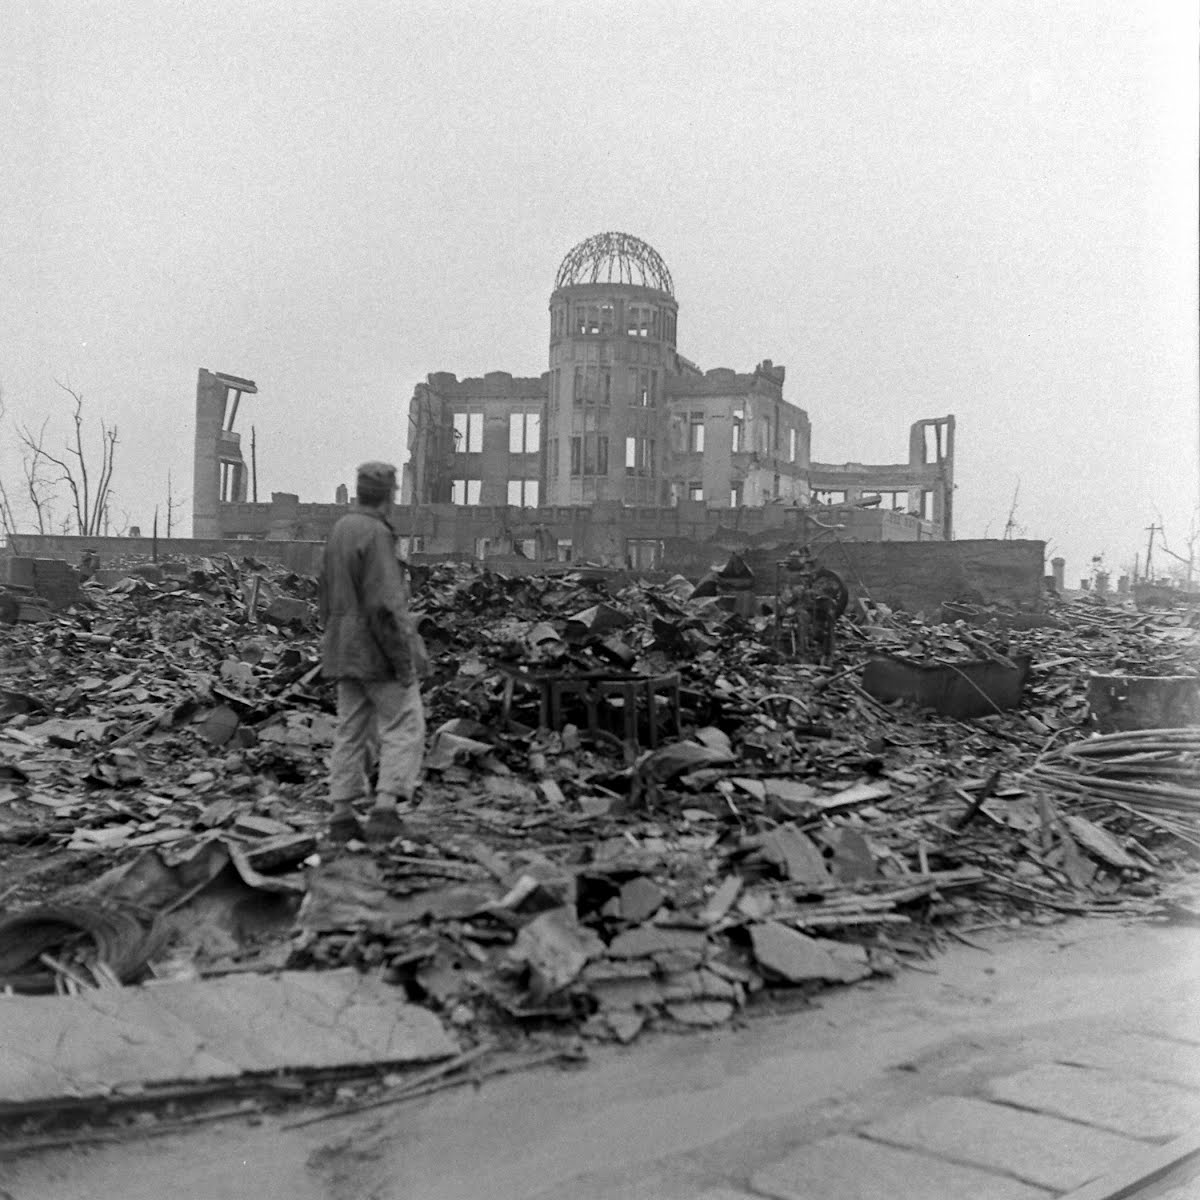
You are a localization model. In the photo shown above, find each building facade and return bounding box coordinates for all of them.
[402,231,952,534]
[193,233,956,555]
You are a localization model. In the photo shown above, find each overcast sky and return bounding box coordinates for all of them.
[2,1,1196,581]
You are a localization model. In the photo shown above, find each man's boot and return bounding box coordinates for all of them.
[364,792,408,843]
[329,801,364,843]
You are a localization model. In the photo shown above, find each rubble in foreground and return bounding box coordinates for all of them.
[0,554,1197,1119]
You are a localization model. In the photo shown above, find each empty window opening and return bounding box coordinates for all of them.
[556,539,573,562]
[571,435,607,478]
[688,412,705,452]
[509,411,541,454]
[507,479,539,507]
[789,427,797,462]
[451,479,482,505]
[453,412,483,453]
[625,435,653,476]
[688,482,704,502]
[731,409,745,452]
[730,481,744,507]
[626,539,663,570]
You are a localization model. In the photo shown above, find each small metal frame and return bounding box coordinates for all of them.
[554,232,674,295]
[498,665,682,748]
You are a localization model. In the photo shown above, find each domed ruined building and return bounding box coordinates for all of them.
[400,232,952,556]
[193,232,954,564]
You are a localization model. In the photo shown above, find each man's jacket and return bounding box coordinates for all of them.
[318,508,414,683]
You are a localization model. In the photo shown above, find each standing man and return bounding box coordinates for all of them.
[319,461,425,842]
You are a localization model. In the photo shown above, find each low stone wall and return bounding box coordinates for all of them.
[6,533,1047,615]
[6,535,324,576]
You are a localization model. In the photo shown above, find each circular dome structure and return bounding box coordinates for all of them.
[554,232,674,296]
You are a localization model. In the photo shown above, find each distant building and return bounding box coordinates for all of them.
[192,233,956,557]
[402,232,953,533]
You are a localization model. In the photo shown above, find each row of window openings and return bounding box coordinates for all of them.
[448,479,540,506]
[551,367,658,408]
[452,407,801,464]
[452,411,540,454]
[683,482,767,506]
[552,305,676,342]
[544,435,656,478]
[811,490,933,518]
[551,341,661,367]
[727,411,800,461]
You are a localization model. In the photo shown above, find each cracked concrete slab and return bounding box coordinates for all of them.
[751,1133,1049,1200]
[863,1096,1143,1191]
[1056,1033,1200,1090]
[0,969,457,1109]
[985,1063,1200,1141]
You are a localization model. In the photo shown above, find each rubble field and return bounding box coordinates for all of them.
[1,553,1198,1136]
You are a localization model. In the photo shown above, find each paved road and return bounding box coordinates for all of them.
[5,916,1199,1200]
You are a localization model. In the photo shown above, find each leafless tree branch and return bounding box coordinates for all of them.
[33,379,122,537]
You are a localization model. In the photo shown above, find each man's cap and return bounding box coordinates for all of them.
[356,461,398,487]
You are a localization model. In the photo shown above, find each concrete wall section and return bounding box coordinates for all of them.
[0,556,82,608]
[664,363,811,508]
[193,369,257,538]
[405,372,549,507]
[9,532,1046,612]
[9,535,325,575]
[813,538,1046,613]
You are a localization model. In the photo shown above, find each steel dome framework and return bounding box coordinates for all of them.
[554,232,674,297]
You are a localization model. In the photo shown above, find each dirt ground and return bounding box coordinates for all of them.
[4,913,1198,1200]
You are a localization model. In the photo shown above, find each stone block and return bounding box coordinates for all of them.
[0,556,36,589]
[0,969,456,1107]
[751,1134,1047,1200]
[864,1096,1141,1191]
[264,595,311,626]
[986,1063,1200,1141]
[1059,1034,1200,1091]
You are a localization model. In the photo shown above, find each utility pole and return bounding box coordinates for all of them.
[251,425,259,503]
[1145,523,1160,583]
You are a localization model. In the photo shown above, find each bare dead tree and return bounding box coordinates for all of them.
[26,381,120,537]
[1155,507,1200,588]
[14,417,56,534]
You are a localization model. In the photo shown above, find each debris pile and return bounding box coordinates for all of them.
[0,556,1197,1058]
